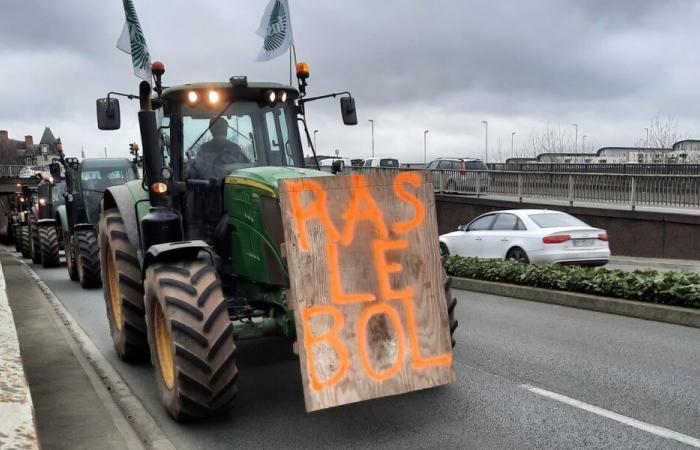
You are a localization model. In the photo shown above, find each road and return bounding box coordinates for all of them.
[11,249,700,449]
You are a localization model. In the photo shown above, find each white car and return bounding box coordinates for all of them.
[363,157,400,168]
[318,157,352,172]
[439,209,610,266]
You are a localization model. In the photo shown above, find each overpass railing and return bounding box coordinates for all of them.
[0,165,45,178]
[348,167,700,209]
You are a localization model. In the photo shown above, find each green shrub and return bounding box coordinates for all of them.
[445,256,700,309]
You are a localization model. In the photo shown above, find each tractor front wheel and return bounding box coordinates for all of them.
[20,226,31,258]
[145,258,238,421]
[64,231,79,281]
[29,216,41,264]
[76,229,101,288]
[39,226,60,268]
[99,209,149,361]
[444,269,458,348]
[13,224,21,252]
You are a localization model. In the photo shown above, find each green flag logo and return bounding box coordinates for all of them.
[123,0,150,73]
[263,1,288,52]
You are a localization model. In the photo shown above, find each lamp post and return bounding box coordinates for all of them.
[511,131,516,156]
[313,129,318,151]
[423,130,429,164]
[581,135,587,151]
[481,120,488,162]
[572,123,579,153]
[644,127,649,148]
[368,119,375,157]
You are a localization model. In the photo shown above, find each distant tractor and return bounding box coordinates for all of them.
[56,156,139,287]
[15,184,37,259]
[96,62,458,420]
[27,161,67,267]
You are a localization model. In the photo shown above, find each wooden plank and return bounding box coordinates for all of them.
[279,171,455,412]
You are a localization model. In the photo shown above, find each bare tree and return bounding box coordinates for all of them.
[526,123,576,155]
[644,113,684,149]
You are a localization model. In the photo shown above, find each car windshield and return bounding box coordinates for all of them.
[529,213,587,228]
[182,101,303,179]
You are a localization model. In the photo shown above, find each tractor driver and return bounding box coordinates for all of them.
[188,117,250,180]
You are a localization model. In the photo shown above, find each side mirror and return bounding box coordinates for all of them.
[458,225,468,232]
[96,98,121,130]
[331,160,344,174]
[340,97,357,125]
[49,162,61,179]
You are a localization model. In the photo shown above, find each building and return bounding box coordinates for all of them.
[0,127,61,166]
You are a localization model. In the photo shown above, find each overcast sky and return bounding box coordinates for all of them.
[1,0,700,163]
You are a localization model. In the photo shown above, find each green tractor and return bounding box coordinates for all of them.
[9,184,31,255]
[28,160,68,268]
[16,184,38,259]
[56,154,139,287]
[96,63,458,420]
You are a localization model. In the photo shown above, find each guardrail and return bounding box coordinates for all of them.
[488,162,700,175]
[348,167,700,210]
[0,166,45,179]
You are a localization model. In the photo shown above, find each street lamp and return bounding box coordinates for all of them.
[368,119,375,157]
[572,123,579,153]
[423,130,429,164]
[481,121,488,163]
[313,130,318,151]
[644,127,649,148]
[511,131,516,156]
[581,135,587,151]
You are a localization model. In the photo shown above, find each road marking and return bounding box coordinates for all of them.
[521,384,700,448]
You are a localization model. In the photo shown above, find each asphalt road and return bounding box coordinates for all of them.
[12,249,700,449]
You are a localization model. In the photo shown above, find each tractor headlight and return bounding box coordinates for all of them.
[265,90,276,105]
[187,90,198,104]
[279,91,288,103]
[208,90,220,104]
[39,198,46,206]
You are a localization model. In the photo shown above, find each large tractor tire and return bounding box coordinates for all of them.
[444,269,458,348]
[99,209,149,362]
[76,229,101,288]
[39,225,61,268]
[20,226,31,258]
[145,258,238,421]
[29,216,42,264]
[64,231,79,281]
[13,225,21,252]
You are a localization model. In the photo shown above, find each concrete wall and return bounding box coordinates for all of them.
[436,195,700,260]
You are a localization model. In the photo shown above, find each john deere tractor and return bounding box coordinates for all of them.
[16,184,38,259]
[56,154,139,287]
[96,62,457,420]
[26,160,67,268]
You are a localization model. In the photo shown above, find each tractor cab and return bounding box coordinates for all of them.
[74,158,139,226]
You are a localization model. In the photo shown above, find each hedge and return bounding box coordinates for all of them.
[444,256,700,309]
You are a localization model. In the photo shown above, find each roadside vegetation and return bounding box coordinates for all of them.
[445,256,700,309]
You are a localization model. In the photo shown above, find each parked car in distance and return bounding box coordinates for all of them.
[425,157,489,193]
[439,209,610,266]
[363,157,400,168]
[318,157,352,172]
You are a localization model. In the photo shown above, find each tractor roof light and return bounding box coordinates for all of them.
[279,91,288,103]
[265,90,276,105]
[187,90,198,104]
[296,61,310,80]
[151,182,168,194]
[208,90,220,104]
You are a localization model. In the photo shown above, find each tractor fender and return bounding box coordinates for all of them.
[73,223,95,233]
[102,185,142,256]
[37,218,56,227]
[56,205,69,233]
[142,240,213,275]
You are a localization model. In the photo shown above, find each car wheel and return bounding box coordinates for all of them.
[506,247,530,264]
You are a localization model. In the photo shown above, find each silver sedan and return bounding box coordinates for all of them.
[439,209,610,266]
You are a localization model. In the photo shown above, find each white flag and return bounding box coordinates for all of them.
[116,0,152,83]
[256,0,294,62]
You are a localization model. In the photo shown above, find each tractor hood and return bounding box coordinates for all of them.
[224,166,331,197]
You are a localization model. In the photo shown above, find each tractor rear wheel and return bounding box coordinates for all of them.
[64,231,79,281]
[39,226,61,268]
[99,209,149,362]
[13,224,21,252]
[29,216,41,264]
[145,258,238,421]
[20,226,31,258]
[76,229,101,288]
[444,269,458,348]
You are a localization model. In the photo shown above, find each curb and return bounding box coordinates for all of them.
[451,277,700,329]
[0,254,38,449]
[14,254,176,450]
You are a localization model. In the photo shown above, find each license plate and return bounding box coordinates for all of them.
[573,239,595,247]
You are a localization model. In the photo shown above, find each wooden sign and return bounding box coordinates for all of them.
[279,171,455,412]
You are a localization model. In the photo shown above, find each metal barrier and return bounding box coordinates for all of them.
[347,167,700,209]
[488,163,700,175]
[0,166,45,178]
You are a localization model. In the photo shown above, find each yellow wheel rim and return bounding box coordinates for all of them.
[154,301,176,390]
[106,245,123,331]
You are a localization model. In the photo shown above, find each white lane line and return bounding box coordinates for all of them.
[521,384,700,448]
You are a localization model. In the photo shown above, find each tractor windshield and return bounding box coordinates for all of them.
[80,161,137,225]
[181,101,303,180]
